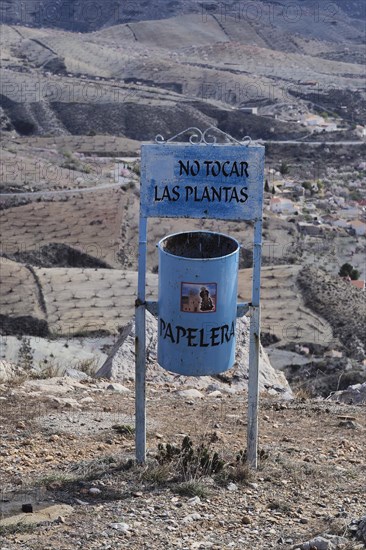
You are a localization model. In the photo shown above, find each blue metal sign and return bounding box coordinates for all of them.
[135,128,265,469]
[141,144,264,221]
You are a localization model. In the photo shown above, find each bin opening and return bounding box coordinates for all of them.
[160,231,238,259]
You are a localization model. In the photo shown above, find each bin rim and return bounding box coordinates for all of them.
[157,230,240,261]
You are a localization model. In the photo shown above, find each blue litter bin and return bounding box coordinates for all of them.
[157,230,240,376]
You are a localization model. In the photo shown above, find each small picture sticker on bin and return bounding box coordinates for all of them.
[181,282,217,313]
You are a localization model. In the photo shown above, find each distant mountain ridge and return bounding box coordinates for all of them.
[1,0,365,34]
[1,0,365,139]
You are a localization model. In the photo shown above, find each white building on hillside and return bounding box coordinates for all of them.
[355,126,366,139]
[301,114,337,132]
[349,220,366,236]
[332,219,350,229]
[337,207,361,219]
[270,197,297,214]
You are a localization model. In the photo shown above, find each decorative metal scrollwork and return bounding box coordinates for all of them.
[155,127,203,144]
[155,126,252,146]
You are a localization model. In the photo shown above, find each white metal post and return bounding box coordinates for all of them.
[135,216,147,463]
[247,218,263,468]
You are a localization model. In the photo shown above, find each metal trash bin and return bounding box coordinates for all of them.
[157,230,240,376]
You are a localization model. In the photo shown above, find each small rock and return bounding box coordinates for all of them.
[207,391,222,398]
[16,421,26,429]
[110,522,130,532]
[354,515,366,544]
[175,389,204,399]
[241,515,251,525]
[52,397,80,409]
[299,536,336,550]
[227,483,238,492]
[21,504,33,513]
[74,499,89,505]
[89,488,101,495]
[338,420,360,429]
[182,513,201,523]
[106,383,130,393]
[80,397,94,404]
[187,496,201,506]
[64,368,91,380]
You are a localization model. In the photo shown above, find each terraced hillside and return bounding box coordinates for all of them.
[36,267,158,334]
[238,265,335,348]
[0,135,140,194]
[0,255,335,349]
[0,258,45,320]
[0,187,130,268]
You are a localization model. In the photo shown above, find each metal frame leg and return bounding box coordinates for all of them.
[247,219,262,469]
[135,217,147,463]
[247,305,260,468]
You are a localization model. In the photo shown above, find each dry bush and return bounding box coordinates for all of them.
[156,436,225,482]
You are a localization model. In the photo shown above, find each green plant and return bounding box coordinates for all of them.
[112,424,135,436]
[35,473,76,488]
[316,179,324,191]
[18,337,33,371]
[339,262,360,280]
[216,460,251,486]
[349,190,362,201]
[81,164,92,174]
[76,358,97,377]
[174,481,210,498]
[131,161,140,176]
[140,463,171,485]
[35,361,60,379]
[279,162,290,176]
[301,181,313,193]
[0,523,38,537]
[156,436,225,480]
[267,498,292,513]
[236,448,269,467]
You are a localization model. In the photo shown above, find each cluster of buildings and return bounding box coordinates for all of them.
[267,178,366,236]
[264,171,366,290]
[301,114,338,133]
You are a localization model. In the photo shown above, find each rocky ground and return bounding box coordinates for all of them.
[0,374,365,550]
